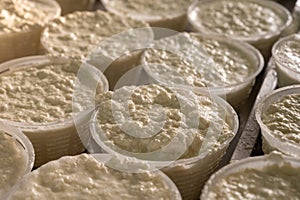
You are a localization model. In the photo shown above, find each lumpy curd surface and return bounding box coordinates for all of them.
[274,35,300,72]
[8,154,178,200]
[96,84,234,160]
[102,0,194,19]
[191,0,284,37]
[143,33,256,87]
[206,163,300,199]
[0,61,101,124]
[262,94,300,146]
[42,10,148,59]
[0,0,58,33]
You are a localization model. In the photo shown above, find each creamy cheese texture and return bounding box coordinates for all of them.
[191,0,285,37]
[262,94,300,146]
[0,0,59,33]
[42,10,148,60]
[143,33,256,87]
[0,60,102,124]
[274,34,300,72]
[8,154,178,200]
[95,84,234,161]
[206,163,300,199]
[0,130,26,195]
[102,0,194,19]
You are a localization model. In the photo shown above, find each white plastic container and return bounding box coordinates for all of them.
[0,55,109,167]
[272,34,300,87]
[142,33,264,110]
[101,0,194,31]
[188,0,292,59]
[256,85,300,157]
[55,0,95,15]
[0,0,61,63]
[90,88,239,200]
[201,153,300,199]
[0,122,34,199]
[161,145,230,200]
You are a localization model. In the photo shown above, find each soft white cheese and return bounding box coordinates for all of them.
[95,84,234,161]
[0,130,26,196]
[0,60,103,124]
[262,93,300,146]
[143,33,256,88]
[0,0,59,33]
[8,154,179,200]
[206,163,300,199]
[41,10,149,60]
[191,0,285,37]
[274,34,300,72]
[102,0,193,20]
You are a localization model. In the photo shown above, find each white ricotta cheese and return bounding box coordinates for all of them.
[262,93,300,146]
[0,58,105,124]
[143,33,257,88]
[0,56,108,167]
[188,0,291,58]
[8,154,179,200]
[93,84,237,200]
[0,61,78,123]
[0,130,26,196]
[274,34,300,72]
[0,0,60,33]
[101,0,193,31]
[102,0,193,20]
[41,10,149,60]
[273,34,300,86]
[95,84,234,161]
[205,163,300,199]
[190,0,285,38]
[0,0,60,63]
